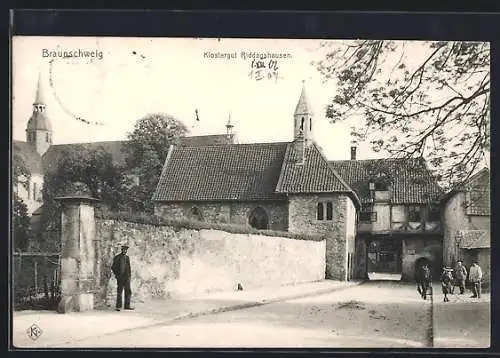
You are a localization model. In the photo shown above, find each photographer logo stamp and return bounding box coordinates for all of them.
[26,323,43,341]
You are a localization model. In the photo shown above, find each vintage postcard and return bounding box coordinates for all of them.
[11,35,490,349]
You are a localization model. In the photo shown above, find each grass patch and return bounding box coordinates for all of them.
[95,209,326,242]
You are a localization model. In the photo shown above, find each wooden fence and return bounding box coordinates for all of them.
[12,252,61,310]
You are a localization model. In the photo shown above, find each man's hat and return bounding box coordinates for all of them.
[120,243,130,249]
[444,267,453,271]
[457,259,463,263]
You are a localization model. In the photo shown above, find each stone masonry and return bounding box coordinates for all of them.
[288,193,355,281]
[155,201,289,231]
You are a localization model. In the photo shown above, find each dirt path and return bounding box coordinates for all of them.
[59,280,433,348]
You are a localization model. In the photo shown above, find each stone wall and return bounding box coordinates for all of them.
[287,193,352,281]
[96,219,325,307]
[154,201,288,231]
[401,235,442,280]
[442,192,467,266]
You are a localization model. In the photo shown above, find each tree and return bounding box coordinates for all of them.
[42,145,128,212]
[122,113,189,213]
[313,40,490,190]
[12,153,30,250]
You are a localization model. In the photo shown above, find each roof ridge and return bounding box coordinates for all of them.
[312,143,360,205]
[176,141,290,149]
[275,143,292,192]
[152,144,176,201]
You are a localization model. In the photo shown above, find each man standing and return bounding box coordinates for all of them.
[468,260,483,299]
[111,244,134,311]
[454,260,468,294]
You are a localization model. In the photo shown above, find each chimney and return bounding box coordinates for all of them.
[350,146,357,160]
[294,131,305,164]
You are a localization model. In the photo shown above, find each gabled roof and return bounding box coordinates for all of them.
[329,158,444,204]
[276,143,355,195]
[457,230,490,249]
[41,135,231,174]
[464,168,490,216]
[13,140,43,174]
[42,141,129,173]
[153,142,289,201]
[442,167,490,216]
[178,134,233,147]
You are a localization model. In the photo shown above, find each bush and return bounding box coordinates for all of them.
[95,208,325,242]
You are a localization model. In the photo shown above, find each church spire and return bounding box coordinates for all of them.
[26,67,53,155]
[294,80,314,117]
[33,69,47,107]
[226,112,235,143]
[293,80,314,146]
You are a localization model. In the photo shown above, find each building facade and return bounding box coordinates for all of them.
[442,168,490,285]
[330,156,445,280]
[152,82,360,281]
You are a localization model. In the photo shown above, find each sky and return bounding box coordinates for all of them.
[12,36,385,161]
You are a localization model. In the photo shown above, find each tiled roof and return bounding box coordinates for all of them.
[153,142,289,201]
[178,134,233,146]
[465,168,490,216]
[276,143,354,195]
[42,141,129,173]
[329,158,444,204]
[13,140,43,174]
[41,135,229,174]
[458,230,490,249]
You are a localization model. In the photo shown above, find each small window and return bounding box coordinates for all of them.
[317,203,324,220]
[408,205,422,222]
[309,118,312,131]
[33,183,37,200]
[360,204,377,222]
[326,202,333,220]
[46,133,50,142]
[375,182,388,191]
[360,211,377,222]
[300,117,305,131]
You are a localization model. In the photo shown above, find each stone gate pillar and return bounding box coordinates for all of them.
[55,182,99,313]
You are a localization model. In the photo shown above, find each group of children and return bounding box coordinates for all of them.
[440,260,483,302]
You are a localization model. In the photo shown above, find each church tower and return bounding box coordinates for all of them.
[294,80,314,146]
[26,70,53,155]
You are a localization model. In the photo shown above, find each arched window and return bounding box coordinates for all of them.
[46,133,50,142]
[309,118,312,131]
[300,117,304,130]
[326,202,333,220]
[189,207,203,221]
[317,203,324,220]
[249,207,269,230]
